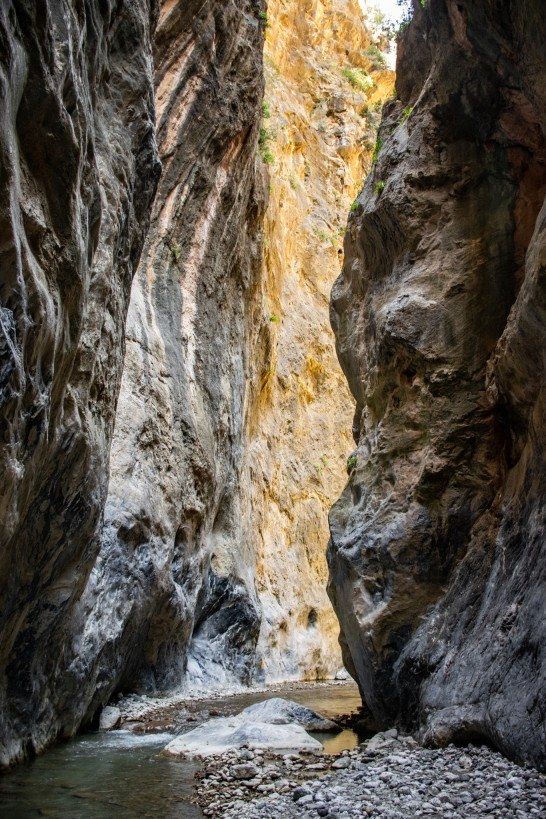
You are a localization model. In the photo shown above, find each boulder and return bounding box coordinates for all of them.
[99,706,122,732]
[334,668,351,681]
[163,716,322,758]
[239,698,339,732]
[164,700,328,757]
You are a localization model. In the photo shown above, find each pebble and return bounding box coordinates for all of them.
[197,736,546,819]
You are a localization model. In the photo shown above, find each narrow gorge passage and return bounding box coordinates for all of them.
[0,0,545,817]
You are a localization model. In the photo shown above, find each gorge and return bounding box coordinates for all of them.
[0,0,544,800]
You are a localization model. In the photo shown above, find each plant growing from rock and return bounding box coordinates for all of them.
[371,135,383,164]
[346,454,357,473]
[170,241,181,262]
[364,44,387,70]
[259,126,274,164]
[342,67,374,93]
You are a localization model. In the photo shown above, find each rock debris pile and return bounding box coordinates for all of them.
[197,733,546,818]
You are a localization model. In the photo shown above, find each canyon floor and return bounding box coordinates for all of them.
[205,738,546,819]
[1,682,544,818]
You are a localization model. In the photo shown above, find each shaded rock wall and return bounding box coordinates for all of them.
[249,0,394,681]
[76,0,267,702]
[328,0,546,768]
[0,0,159,764]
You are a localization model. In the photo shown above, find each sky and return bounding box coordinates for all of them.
[359,0,407,24]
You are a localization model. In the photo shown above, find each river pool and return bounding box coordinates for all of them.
[0,681,362,818]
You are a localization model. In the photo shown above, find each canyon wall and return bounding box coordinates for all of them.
[74,0,267,703]
[328,0,546,769]
[0,0,267,765]
[0,0,159,764]
[78,0,395,700]
[249,0,394,680]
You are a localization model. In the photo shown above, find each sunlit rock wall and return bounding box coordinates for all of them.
[328,0,546,769]
[248,0,394,681]
[0,0,159,765]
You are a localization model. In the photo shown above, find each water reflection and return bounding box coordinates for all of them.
[0,732,201,819]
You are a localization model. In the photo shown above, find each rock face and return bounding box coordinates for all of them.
[0,0,159,765]
[248,0,394,681]
[163,698,325,757]
[75,0,268,706]
[328,0,546,769]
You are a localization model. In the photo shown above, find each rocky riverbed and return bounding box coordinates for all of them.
[196,732,546,818]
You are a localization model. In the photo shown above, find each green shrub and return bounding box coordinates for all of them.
[259,126,274,164]
[258,11,269,27]
[401,105,413,123]
[342,67,374,93]
[346,454,357,472]
[269,313,279,323]
[371,135,383,164]
[262,100,271,119]
[170,242,181,262]
[363,44,387,71]
[374,180,385,195]
[350,199,360,213]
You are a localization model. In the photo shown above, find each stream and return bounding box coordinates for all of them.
[0,681,361,818]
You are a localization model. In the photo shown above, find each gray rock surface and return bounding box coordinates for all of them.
[98,706,121,732]
[240,699,338,732]
[164,715,322,758]
[73,0,267,713]
[163,697,334,758]
[0,0,159,766]
[328,0,546,769]
[213,741,546,818]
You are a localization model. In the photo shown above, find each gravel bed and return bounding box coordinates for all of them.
[195,732,546,818]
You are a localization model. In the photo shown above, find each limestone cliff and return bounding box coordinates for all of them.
[74,0,267,702]
[248,0,394,681]
[329,0,546,769]
[0,0,266,765]
[80,0,393,697]
[0,0,159,764]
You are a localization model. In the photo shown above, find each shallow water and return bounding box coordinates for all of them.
[0,681,361,818]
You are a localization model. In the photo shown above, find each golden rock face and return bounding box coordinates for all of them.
[247,0,394,681]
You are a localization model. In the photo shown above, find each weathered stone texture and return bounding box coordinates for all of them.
[248,0,393,682]
[328,0,546,769]
[0,0,159,764]
[74,0,267,708]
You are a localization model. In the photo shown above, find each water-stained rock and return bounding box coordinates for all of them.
[73,0,267,712]
[0,0,159,766]
[328,0,546,769]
